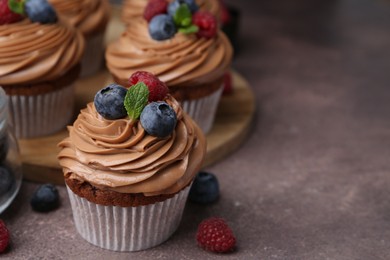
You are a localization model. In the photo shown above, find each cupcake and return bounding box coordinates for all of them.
[106,1,233,133]
[48,0,110,77]
[58,71,206,251]
[0,0,85,138]
[122,0,221,25]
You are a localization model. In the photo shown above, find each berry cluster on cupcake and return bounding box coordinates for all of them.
[121,0,222,27]
[94,71,178,138]
[0,0,84,138]
[144,0,217,40]
[0,0,57,25]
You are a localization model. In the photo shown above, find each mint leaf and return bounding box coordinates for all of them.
[173,4,192,27]
[8,0,26,15]
[179,24,199,35]
[124,82,149,120]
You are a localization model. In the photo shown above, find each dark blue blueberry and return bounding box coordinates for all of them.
[149,14,177,41]
[140,102,177,138]
[30,184,60,212]
[0,135,8,163]
[94,84,128,120]
[189,171,219,204]
[0,165,14,196]
[167,0,199,16]
[25,0,58,24]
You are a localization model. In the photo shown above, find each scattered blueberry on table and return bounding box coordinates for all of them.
[30,184,60,212]
[189,171,220,204]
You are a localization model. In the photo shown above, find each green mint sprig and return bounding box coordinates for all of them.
[173,4,199,35]
[124,82,149,120]
[8,0,26,15]
[179,24,199,34]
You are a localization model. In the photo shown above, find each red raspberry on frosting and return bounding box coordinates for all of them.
[143,0,169,22]
[196,217,236,253]
[0,219,10,253]
[192,11,217,39]
[129,71,169,102]
[0,0,23,25]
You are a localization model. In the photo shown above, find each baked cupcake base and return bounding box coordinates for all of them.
[67,184,191,251]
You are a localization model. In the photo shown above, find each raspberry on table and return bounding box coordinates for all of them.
[196,217,236,253]
[129,71,169,102]
[192,11,218,39]
[0,219,10,253]
[144,0,169,22]
[0,0,23,25]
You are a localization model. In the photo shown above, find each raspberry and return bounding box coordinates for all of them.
[129,71,169,102]
[222,72,233,95]
[0,220,10,253]
[144,0,169,22]
[0,0,23,25]
[192,11,217,39]
[219,0,231,26]
[196,217,236,253]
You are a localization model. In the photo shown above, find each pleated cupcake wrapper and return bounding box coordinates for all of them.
[66,185,191,252]
[80,32,105,77]
[181,85,223,134]
[8,84,74,138]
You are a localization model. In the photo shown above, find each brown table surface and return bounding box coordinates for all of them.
[3,0,390,259]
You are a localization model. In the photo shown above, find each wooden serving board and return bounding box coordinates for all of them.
[18,7,256,185]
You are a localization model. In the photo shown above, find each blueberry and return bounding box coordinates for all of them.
[167,0,199,16]
[94,84,128,120]
[0,136,8,163]
[30,184,60,212]
[189,171,219,204]
[149,14,177,41]
[25,0,58,24]
[140,102,177,138]
[0,165,14,197]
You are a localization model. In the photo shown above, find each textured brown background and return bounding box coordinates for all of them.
[2,0,390,259]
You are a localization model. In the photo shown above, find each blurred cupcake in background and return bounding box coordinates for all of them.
[0,0,85,138]
[106,0,233,133]
[48,0,110,77]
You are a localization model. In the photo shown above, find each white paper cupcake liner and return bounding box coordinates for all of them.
[8,84,74,138]
[181,85,223,134]
[66,185,191,252]
[81,32,105,77]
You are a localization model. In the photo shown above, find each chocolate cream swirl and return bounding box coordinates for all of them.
[0,19,84,85]
[106,18,233,88]
[122,0,221,24]
[58,95,206,196]
[48,0,110,36]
